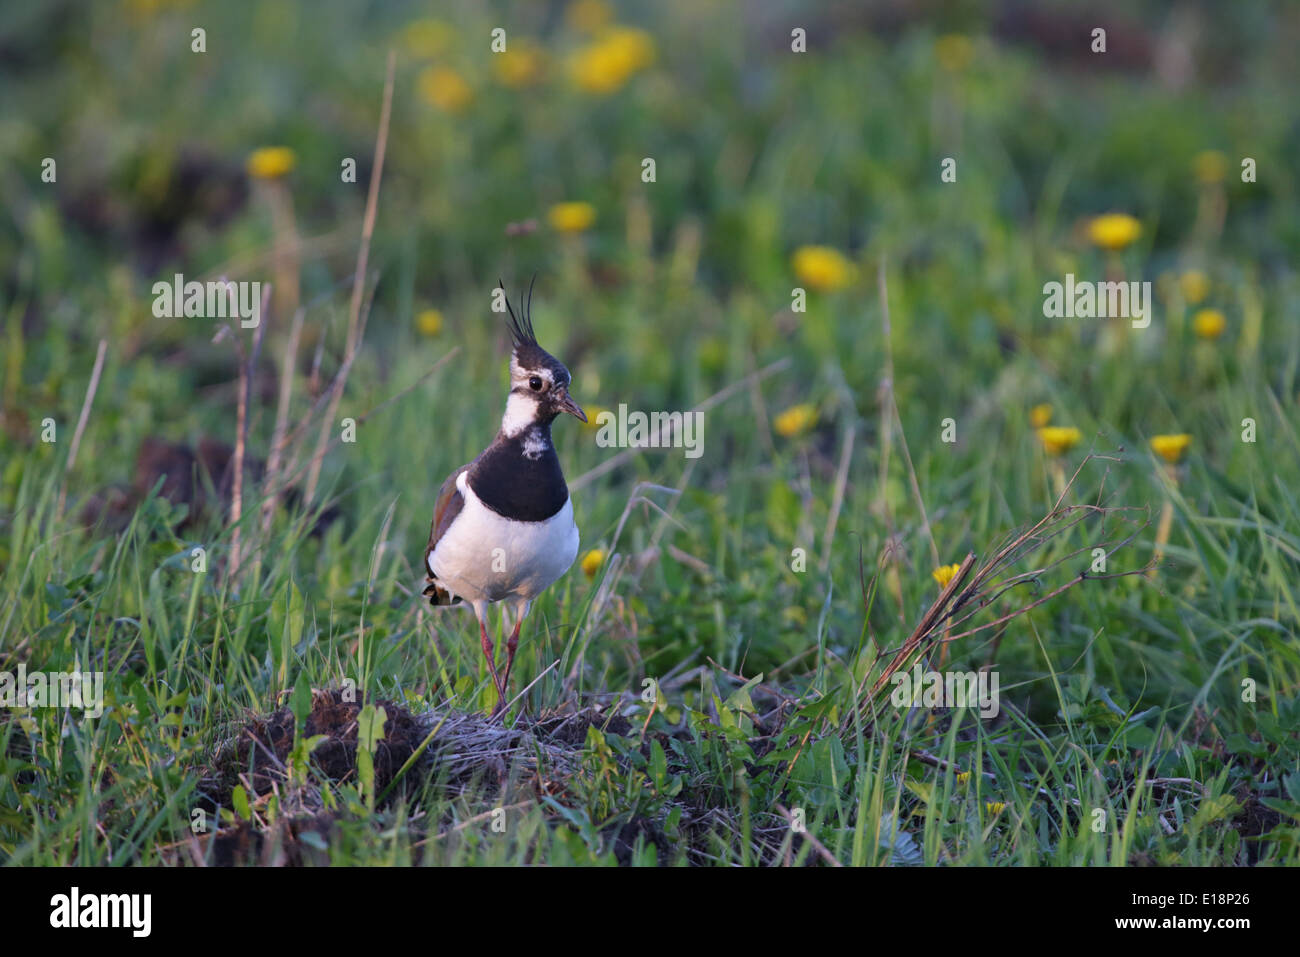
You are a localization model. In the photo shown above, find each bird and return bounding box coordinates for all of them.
[422,280,587,716]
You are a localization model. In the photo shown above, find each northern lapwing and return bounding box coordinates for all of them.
[423,281,586,715]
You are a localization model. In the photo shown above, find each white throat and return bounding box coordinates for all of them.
[501,392,540,438]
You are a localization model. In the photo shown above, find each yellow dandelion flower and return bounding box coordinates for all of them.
[1030,403,1053,428]
[567,26,655,95]
[580,404,607,430]
[494,39,546,89]
[773,403,817,438]
[1150,433,1192,464]
[1179,270,1210,305]
[791,245,857,292]
[418,66,473,114]
[1193,150,1228,185]
[932,563,961,589]
[399,19,456,59]
[955,771,971,785]
[581,548,606,578]
[1192,308,1226,340]
[566,0,613,34]
[599,26,655,70]
[567,43,626,94]
[934,33,974,72]
[1037,426,1082,456]
[548,201,596,233]
[1087,213,1142,252]
[415,309,444,337]
[985,801,1006,815]
[246,146,296,180]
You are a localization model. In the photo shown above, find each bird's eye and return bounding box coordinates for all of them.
[529,376,543,391]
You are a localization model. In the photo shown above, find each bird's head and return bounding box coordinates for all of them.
[500,279,586,436]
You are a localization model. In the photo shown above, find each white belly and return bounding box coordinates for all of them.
[428,473,579,604]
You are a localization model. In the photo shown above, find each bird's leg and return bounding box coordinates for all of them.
[499,615,524,712]
[479,617,506,712]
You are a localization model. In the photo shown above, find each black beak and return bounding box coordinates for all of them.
[556,389,587,423]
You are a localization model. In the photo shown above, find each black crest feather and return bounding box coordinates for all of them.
[499,275,538,348]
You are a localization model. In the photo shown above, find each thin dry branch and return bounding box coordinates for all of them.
[877,259,939,569]
[819,423,855,573]
[305,50,396,504]
[261,306,304,535]
[56,338,107,521]
[276,273,381,460]
[861,453,1152,709]
[228,284,272,583]
[268,346,460,505]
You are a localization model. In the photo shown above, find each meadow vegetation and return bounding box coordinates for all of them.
[1,1,1297,865]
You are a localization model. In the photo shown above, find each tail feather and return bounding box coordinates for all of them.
[423,577,461,608]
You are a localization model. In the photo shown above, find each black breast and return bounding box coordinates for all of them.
[468,431,569,521]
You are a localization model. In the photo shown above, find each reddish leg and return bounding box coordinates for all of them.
[479,617,506,711]
[497,616,524,715]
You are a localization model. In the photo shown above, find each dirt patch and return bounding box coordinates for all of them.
[180,690,810,866]
[176,812,338,867]
[196,688,423,812]
[1232,785,1285,864]
[80,435,340,535]
[605,815,672,865]
[182,690,646,865]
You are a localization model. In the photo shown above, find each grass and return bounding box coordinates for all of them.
[1,0,1298,866]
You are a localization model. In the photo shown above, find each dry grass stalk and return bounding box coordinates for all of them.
[226,283,271,584]
[875,259,942,615]
[261,306,303,536]
[860,453,1153,713]
[271,276,379,491]
[411,706,585,789]
[270,345,459,509]
[819,423,855,573]
[305,50,396,505]
[873,260,904,619]
[55,338,107,523]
